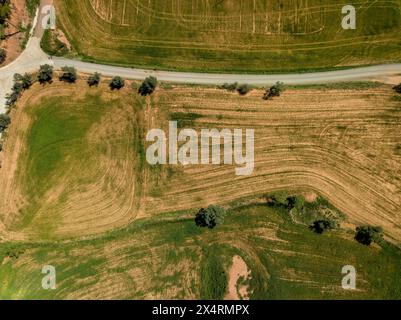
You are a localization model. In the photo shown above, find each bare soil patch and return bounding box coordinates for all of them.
[225,255,252,300]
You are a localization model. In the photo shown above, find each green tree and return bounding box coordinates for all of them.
[6,73,33,106]
[87,72,101,87]
[14,73,33,89]
[37,64,53,84]
[59,66,77,83]
[237,84,251,96]
[310,219,336,234]
[195,205,227,229]
[355,226,384,246]
[138,76,158,96]
[0,113,11,133]
[109,76,125,90]
[0,0,11,24]
[263,81,285,100]
[5,91,18,106]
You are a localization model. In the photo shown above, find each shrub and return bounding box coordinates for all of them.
[109,76,125,90]
[59,66,77,83]
[0,48,6,64]
[310,219,336,234]
[237,84,251,96]
[0,114,11,133]
[219,82,238,92]
[37,64,53,84]
[6,73,34,106]
[0,1,11,24]
[138,76,158,96]
[0,24,5,40]
[14,73,33,89]
[40,29,69,56]
[87,72,101,87]
[355,226,384,246]
[195,205,227,229]
[393,83,401,94]
[5,91,19,106]
[26,0,40,18]
[263,82,285,100]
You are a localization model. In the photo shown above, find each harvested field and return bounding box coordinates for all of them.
[54,0,401,72]
[1,204,401,299]
[1,81,401,299]
[1,82,401,242]
[148,84,401,243]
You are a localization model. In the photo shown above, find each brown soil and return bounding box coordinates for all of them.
[54,29,71,50]
[304,191,318,203]
[0,0,31,66]
[225,255,252,300]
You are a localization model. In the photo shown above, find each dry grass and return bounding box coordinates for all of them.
[148,85,401,242]
[1,82,401,243]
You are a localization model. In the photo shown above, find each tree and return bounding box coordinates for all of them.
[59,66,77,83]
[0,48,5,64]
[0,0,11,24]
[11,81,23,95]
[0,113,11,133]
[87,72,101,87]
[355,226,383,246]
[138,76,158,96]
[237,84,251,96]
[310,219,336,234]
[109,76,125,90]
[393,83,401,94]
[5,91,18,106]
[6,73,33,106]
[263,82,284,100]
[37,64,53,84]
[195,205,226,229]
[14,73,33,89]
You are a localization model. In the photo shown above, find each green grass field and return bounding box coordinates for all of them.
[55,0,401,72]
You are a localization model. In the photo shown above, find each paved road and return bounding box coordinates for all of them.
[54,58,401,86]
[1,0,401,113]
